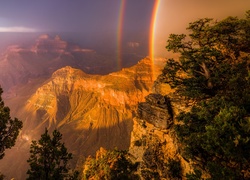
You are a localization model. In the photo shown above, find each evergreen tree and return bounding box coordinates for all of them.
[83,148,139,180]
[160,11,250,179]
[27,128,77,180]
[0,86,22,159]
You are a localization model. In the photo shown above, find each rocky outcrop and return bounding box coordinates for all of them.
[17,58,158,150]
[137,94,173,129]
[129,91,192,179]
[31,34,68,53]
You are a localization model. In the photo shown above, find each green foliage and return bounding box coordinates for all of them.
[186,169,202,180]
[166,158,182,179]
[27,128,78,180]
[141,140,169,179]
[134,137,147,147]
[140,169,160,180]
[161,15,250,101]
[0,87,22,159]
[134,139,142,146]
[83,148,139,180]
[161,11,250,179]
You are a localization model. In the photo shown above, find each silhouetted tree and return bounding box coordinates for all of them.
[160,11,250,179]
[27,128,78,180]
[0,86,22,159]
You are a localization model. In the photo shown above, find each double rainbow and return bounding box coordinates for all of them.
[116,0,160,77]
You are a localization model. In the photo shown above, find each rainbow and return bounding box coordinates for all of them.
[117,0,126,70]
[149,0,160,79]
[116,0,160,75]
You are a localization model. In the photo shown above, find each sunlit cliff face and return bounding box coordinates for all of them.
[12,57,165,156]
[0,57,165,179]
[23,58,160,130]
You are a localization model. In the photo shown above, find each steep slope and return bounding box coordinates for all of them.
[21,58,155,150]
[0,57,164,179]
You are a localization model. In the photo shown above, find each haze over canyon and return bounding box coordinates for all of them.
[0,34,164,179]
[1,1,250,179]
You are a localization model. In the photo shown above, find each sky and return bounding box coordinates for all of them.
[0,0,250,59]
[0,1,154,34]
[0,0,155,69]
[154,0,250,57]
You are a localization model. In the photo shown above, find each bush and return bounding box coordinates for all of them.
[166,158,182,179]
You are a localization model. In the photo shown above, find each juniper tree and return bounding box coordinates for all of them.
[0,87,22,159]
[27,128,78,180]
[160,11,250,179]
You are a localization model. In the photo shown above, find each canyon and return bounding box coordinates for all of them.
[0,35,165,179]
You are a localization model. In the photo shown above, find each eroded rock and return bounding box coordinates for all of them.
[137,93,173,129]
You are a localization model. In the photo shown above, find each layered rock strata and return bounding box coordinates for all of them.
[0,57,164,179]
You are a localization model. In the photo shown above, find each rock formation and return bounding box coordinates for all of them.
[0,33,171,179]
[137,94,173,129]
[129,81,193,179]
[0,57,164,179]
[0,34,140,98]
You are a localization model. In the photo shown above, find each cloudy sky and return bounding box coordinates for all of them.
[0,0,154,33]
[0,0,250,57]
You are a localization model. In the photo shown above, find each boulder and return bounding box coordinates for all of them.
[137,93,173,129]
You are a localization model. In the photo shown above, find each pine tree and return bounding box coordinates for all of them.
[27,128,78,180]
[0,87,22,159]
[83,148,139,180]
[160,11,250,179]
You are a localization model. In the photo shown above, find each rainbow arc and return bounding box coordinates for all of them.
[116,0,160,79]
[117,0,126,70]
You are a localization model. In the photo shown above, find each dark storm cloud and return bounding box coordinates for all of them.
[0,0,154,34]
